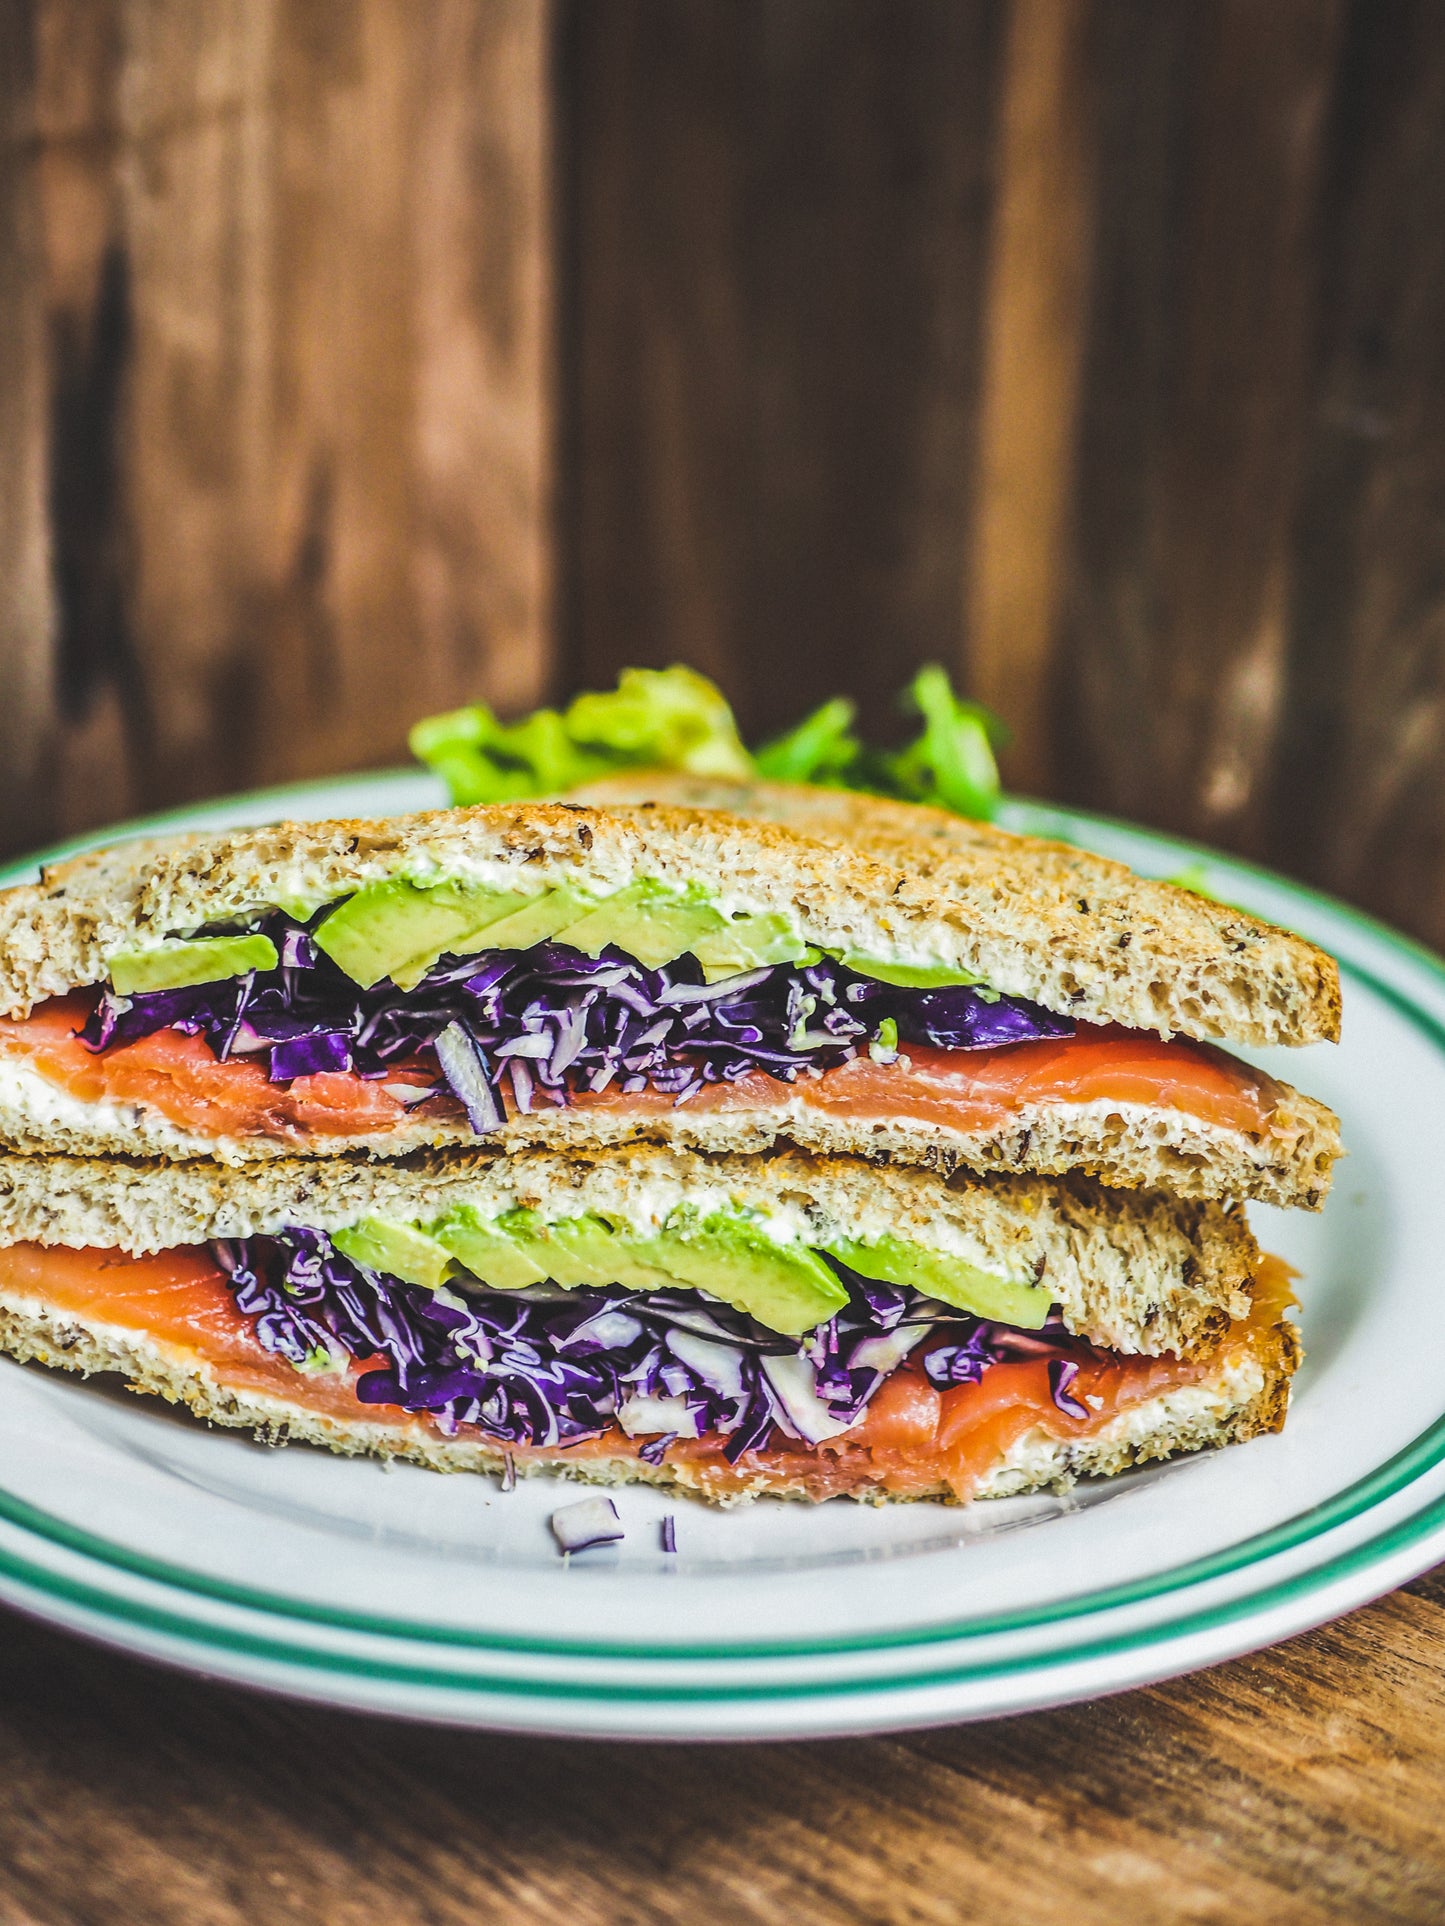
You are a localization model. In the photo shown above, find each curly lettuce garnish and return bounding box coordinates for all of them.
[409,667,752,806]
[410,662,1003,821]
[756,665,1004,820]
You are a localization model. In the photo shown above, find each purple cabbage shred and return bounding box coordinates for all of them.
[212,1231,1089,1454]
[79,910,1073,1136]
[1048,1356,1090,1421]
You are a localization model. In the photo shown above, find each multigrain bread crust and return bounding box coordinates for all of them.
[475,1081,1342,1213]
[0,795,1340,1046]
[0,1059,1341,1207]
[567,777,1344,1045]
[0,1294,1298,1507]
[0,1144,1261,1359]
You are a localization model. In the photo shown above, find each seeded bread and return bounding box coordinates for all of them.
[485,1079,1341,1212]
[567,777,1343,1045]
[0,1144,1260,1359]
[0,1288,1297,1505]
[0,794,1339,1046]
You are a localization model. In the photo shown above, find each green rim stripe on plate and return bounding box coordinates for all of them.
[0,1479,1442,1707]
[2,1342,1443,1664]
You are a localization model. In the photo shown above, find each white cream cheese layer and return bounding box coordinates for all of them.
[979,1352,1269,1499]
[0,1056,218,1159]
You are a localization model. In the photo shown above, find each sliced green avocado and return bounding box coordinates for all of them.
[433,1205,675,1294]
[552,880,727,969]
[837,952,983,989]
[826,1234,1050,1328]
[332,1217,456,1292]
[351,1202,843,1334]
[107,933,279,996]
[518,1212,686,1293]
[313,878,540,989]
[463,884,598,952]
[388,885,539,989]
[636,1215,848,1337]
[692,912,813,981]
[431,1206,551,1290]
[436,1205,830,1326]
[310,868,813,987]
[336,1204,1043,1343]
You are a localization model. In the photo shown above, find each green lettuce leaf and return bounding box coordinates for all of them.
[408,666,752,806]
[411,662,1004,820]
[755,665,1004,819]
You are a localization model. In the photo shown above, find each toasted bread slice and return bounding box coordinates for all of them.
[0,794,1339,1046]
[0,1144,1260,1359]
[567,777,1342,1044]
[446,1074,1341,1213]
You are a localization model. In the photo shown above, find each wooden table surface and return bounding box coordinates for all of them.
[2,1566,1442,1925]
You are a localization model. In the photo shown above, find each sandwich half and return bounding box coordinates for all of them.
[0,795,1341,1204]
[0,1144,1298,1504]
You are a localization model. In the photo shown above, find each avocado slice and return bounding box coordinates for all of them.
[520,1213,686,1292]
[431,1206,551,1290]
[107,933,279,996]
[357,1202,845,1334]
[637,1216,848,1336]
[335,1204,1031,1345]
[691,912,812,981]
[388,885,538,989]
[529,1207,847,1334]
[463,885,598,953]
[837,953,983,989]
[433,1207,683,1294]
[552,880,728,970]
[826,1234,1050,1328]
[314,879,539,989]
[309,868,811,988]
[332,1217,456,1292]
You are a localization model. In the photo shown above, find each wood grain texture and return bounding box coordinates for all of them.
[967,0,1094,795]
[558,0,1002,746]
[0,4,53,862]
[1271,0,1445,951]
[0,1569,1443,1923]
[1056,0,1344,849]
[2,14,1444,1917]
[9,1,1445,951]
[9,0,1445,951]
[1042,0,1445,948]
[0,0,552,862]
[556,0,1445,949]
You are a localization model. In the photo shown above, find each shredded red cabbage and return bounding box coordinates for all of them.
[79,911,1073,1134]
[212,1230,1088,1455]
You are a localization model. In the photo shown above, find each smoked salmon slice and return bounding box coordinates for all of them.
[0,993,1278,1148]
[0,994,445,1142]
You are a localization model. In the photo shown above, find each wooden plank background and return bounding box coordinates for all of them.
[5,0,1445,951]
[560,0,1445,949]
[0,0,552,858]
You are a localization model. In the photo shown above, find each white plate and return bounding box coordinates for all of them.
[0,774,1440,1738]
